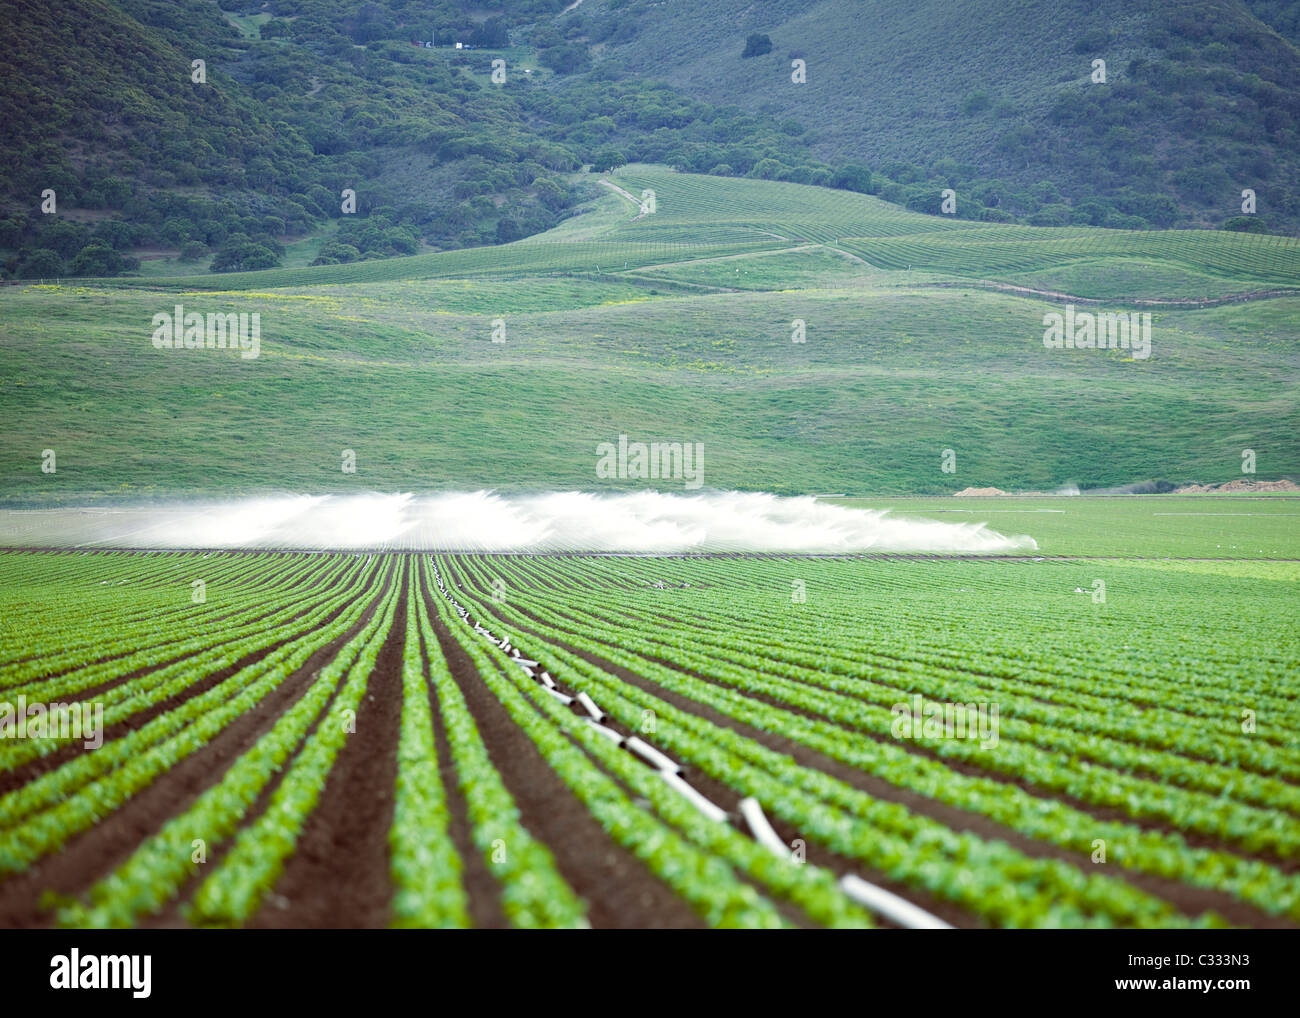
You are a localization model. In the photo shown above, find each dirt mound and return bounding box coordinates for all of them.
[1173,479,1300,494]
[953,486,1009,496]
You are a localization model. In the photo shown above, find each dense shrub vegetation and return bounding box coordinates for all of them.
[1,0,1295,279]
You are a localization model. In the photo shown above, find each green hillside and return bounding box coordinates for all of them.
[583,0,1300,232]
[1,169,1295,503]
[3,0,1298,287]
[0,0,883,280]
[110,167,1300,298]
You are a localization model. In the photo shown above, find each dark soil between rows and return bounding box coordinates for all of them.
[0,566,388,927]
[249,561,408,928]
[415,566,507,928]
[425,571,705,930]
[495,596,1298,929]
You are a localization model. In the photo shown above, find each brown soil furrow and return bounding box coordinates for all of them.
[0,570,388,928]
[416,566,506,928]
[425,577,703,929]
[496,598,1295,928]
[250,560,407,928]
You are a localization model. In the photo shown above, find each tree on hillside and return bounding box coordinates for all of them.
[1223,216,1270,233]
[833,164,874,193]
[312,242,361,265]
[15,249,63,278]
[211,241,279,272]
[496,217,522,243]
[35,220,92,260]
[470,17,510,48]
[540,43,591,74]
[69,243,137,276]
[741,34,772,58]
[591,146,627,172]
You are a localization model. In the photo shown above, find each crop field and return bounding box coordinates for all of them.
[606,169,1300,293]
[1,497,1296,929]
[93,167,1300,300]
[1,165,1297,938]
[7,0,1300,992]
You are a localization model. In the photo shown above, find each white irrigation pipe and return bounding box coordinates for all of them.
[738,797,789,858]
[434,562,956,927]
[624,736,682,775]
[741,797,953,928]
[575,691,605,722]
[839,875,954,930]
[587,720,624,744]
[661,771,730,824]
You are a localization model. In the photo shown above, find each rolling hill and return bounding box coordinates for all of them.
[577,0,1300,232]
[1,167,1295,502]
[3,0,1298,287]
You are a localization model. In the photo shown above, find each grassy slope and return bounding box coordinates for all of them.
[0,169,1296,502]
[834,496,1300,557]
[107,166,1300,294]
